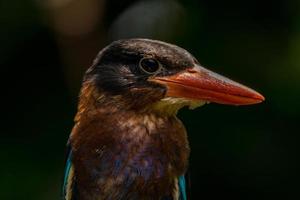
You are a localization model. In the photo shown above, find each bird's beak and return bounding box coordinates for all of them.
[150,65,265,105]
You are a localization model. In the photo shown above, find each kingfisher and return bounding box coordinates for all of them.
[63,38,264,200]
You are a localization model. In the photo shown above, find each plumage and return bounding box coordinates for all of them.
[63,38,264,200]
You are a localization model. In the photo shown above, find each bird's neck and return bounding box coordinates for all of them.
[71,81,190,160]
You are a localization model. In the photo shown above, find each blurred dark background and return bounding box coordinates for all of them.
[1,0,300,199]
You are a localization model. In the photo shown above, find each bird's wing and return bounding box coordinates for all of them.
[162,175,189,200]
[178,175,187,200]
[62,146,78,200]
[178,171,192,200]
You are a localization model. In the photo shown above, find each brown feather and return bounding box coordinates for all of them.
[69,81,190,199]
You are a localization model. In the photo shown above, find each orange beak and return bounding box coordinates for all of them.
[151,65,265,105]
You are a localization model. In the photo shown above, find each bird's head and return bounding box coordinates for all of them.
[83,38,264,115]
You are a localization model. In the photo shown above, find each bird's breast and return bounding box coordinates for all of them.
[71,111,190,199]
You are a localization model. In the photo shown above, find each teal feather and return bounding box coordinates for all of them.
[63,151,72,196]
[178,175,187,200]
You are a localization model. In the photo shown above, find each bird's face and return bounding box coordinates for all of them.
[86,39,264,114]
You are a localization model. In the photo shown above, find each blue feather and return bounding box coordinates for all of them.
[178,175,187,200]
[62,146,78,200]
[63,150,72,196]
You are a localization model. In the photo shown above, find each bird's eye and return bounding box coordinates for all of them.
[139,58,161,74]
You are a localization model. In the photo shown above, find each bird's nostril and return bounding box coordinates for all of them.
[187,68,198,73]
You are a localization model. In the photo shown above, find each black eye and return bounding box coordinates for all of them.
[139,58,161,74]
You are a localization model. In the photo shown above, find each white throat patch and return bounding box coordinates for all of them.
[151,97,208,115]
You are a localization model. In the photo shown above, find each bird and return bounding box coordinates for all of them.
[62,38,264,200]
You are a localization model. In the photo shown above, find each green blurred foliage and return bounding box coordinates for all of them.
[1,0,300,199]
